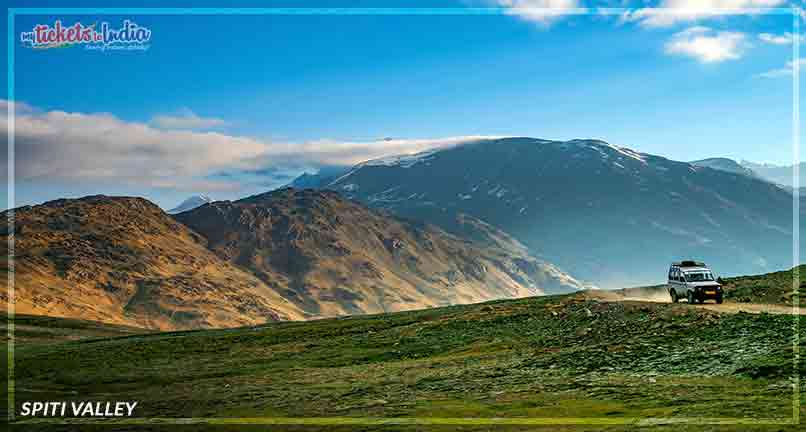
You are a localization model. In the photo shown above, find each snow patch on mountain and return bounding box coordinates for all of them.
[361,149,438,168]
[561,139,647,165]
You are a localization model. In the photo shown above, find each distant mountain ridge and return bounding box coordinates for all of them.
[691,158,803,197]
[740,160,802,187]
[690,158,758,178]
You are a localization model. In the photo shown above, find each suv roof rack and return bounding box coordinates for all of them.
[673,260,706,267]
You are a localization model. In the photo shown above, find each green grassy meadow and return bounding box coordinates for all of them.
[5,292,805,430]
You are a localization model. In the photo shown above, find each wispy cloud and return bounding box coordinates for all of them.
[622,0,787,28]
[150,107,229,130]
[664,26,747,63]
[4,105,265,191]
[1,101,497,192]
[264,136,499,167]
[758,32,804,45]
[757,58,805,78]
[493,0,584,26]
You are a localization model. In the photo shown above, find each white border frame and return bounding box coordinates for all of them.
[5,6,801,426]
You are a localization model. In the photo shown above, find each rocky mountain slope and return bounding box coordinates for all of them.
[1,196,305,330]
[175,188,583,318]
[325,137,800,287]
[2,189,583,329]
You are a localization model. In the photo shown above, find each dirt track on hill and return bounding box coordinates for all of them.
[696,302,804,315]
[583,287,805,315]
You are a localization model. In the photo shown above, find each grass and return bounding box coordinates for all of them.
[1,313,149,345]
[722,265,804,306]
[6,293,806,431]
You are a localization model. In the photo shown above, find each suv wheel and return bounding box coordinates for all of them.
[670,290,678,303]
[687,290,695,304]
[716,294,723,304]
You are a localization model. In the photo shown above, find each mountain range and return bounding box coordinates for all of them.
[8,136,801,328]
[308,138,800,287]
[2,189,583,330]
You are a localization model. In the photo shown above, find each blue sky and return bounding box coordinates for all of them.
[1,1,803,209]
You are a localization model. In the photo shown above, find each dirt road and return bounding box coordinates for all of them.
[584,286,805,315]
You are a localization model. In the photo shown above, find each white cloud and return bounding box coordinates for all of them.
[150,107,229,130]
[664,26,747,63]
[493,0,584,26]
[1,101,496,191]
[758,32,804,45]
[757,58,806,78]
[278,136,499,167]
[623,0,787,28]
[0,99,34,114]
[4,107,266,191]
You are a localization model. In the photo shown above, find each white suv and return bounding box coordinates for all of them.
[668,261,723,304]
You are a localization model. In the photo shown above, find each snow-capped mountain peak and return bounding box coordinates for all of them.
[168,194,212,214]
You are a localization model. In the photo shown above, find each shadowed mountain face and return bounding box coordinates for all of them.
[2,189,583,329]
[175,188,584,317]
[326,138,799,287]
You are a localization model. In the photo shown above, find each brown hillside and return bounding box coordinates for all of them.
[0,196,304,330]
[176,188,583,317]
